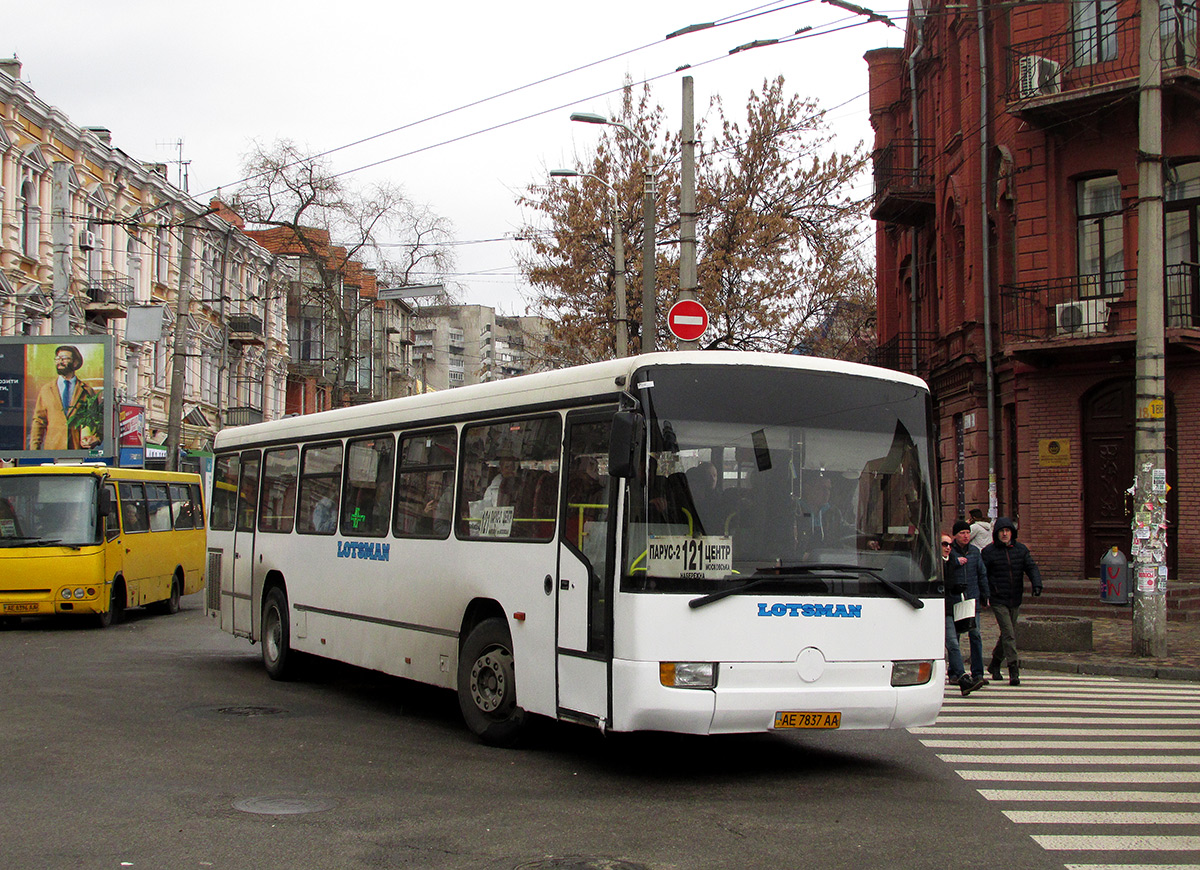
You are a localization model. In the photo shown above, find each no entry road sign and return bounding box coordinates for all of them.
[667,299,709,342]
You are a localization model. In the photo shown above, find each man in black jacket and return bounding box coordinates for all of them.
[981,517,1043,685]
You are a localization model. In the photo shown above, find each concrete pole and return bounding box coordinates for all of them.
[641,181,656,353]
[1132,0,1168,657]
[679,75,699,350]
[51,162,72,335]
[165,216,195,471]
[612,205,629,358]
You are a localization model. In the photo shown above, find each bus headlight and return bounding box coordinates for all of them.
[891,660,934,687]
[61,588,73,600]
[660,662,717,689]
[74,588,86,599]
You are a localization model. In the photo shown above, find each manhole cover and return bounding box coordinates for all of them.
[233,796,334,815]
[217,705,286,717]
[515,860,648,870]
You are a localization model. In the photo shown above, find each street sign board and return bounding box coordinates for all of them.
[667,299,709,342]
[378,284,444,300]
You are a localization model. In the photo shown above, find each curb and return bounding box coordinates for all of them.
[1024,657,1200,682]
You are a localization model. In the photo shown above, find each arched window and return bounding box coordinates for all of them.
[127,235,144,302]
[19,179,38,258]
[154,225,170,285]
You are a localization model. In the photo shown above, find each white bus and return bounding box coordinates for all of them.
[207,351,944,745]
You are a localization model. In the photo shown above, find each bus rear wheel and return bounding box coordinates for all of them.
[457,617,526,747]
[149,575,181,615]
[261,587,296,680]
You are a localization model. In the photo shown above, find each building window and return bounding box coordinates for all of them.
[1073,0,1118,66]
[154,225,170,285]
[1161,0,1199,67]
[127,236,143,302]
[1077,175,1124,297]
[1166,161,1200,326]
[19,179,39,258]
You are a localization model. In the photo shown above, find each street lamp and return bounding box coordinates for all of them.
[550,170,629,358]
[570,112,658,353]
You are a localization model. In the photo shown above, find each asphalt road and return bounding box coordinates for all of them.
[0,594,1063,870]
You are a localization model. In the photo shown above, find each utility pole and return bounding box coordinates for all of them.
[679,75,699,351]
[165,215,195,471]
[641,178,656,354]
[1132,0,1168,656]
[612,205,629,358]
[51,162,72,335]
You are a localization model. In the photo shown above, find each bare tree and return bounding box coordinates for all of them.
[229,140,455,402]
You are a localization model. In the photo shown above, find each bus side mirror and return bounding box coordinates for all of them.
[609,411,643,479]
[98,488,114,517]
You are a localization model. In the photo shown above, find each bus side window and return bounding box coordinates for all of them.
[104,483,119,540]
[458,415,561,541]
[211,455,239,531]
[395,428,456,539]
[340,436,394,537]
[190,484,205,529]
[119,482,150,534]
[236,456,261,533]
[169,483,194,529]
[296,442,343,535]
[146,483,172,532]
[259,448,299,534]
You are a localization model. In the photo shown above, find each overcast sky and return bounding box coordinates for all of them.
[8,0,906,314]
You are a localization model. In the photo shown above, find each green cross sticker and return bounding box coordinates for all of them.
[350,507,366,529]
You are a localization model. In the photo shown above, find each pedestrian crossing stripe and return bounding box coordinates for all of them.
[914,672,1200,867]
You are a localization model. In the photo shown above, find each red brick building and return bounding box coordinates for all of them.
[866,0,1200,586]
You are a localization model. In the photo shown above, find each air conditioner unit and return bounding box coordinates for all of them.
[1018,55,1062,99]
[78,230,96,251]
[1056,299,1109,335]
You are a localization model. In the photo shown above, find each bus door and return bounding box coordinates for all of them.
[556,411,615,725]
[232,451,261,639]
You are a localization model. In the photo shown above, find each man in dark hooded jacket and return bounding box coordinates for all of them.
[981,517,1043,685]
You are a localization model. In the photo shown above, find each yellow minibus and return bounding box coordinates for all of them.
[0,465,206,628]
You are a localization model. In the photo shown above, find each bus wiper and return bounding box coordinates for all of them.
[688,563,924,610]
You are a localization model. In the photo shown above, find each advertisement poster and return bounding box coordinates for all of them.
[118,403,147,468]
[0,336,113,460]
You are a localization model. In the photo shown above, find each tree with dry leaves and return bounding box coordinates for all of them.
[229,140,455,402]
[518,77,875,365]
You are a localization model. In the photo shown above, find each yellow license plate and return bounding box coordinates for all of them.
[773,711,841,729]
[2,603,40,614]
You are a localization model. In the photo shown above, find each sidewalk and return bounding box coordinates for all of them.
[975,612,1200,682]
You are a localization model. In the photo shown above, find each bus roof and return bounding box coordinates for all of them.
[0,465,201,483]
[214,350,929,451]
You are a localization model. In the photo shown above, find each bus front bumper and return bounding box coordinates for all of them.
[611,658,944,735]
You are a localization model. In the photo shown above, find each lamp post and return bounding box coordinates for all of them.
[550,170,629,358]
[570,112,657,353]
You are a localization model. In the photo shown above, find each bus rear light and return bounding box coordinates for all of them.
[660,662,717,689]
[890,660,934,687]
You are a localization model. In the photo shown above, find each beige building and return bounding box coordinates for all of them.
[0,59,290,460]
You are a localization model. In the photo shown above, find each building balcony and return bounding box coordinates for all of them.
[1007,12,1200,122]
[228,313,264,346]
[871,331,939,377]
[999,265,1200,357]
[225,406,263,427]
[84,278,133,318]
[870,138,935,226]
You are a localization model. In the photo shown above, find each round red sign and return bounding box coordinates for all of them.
[667,299,709,342]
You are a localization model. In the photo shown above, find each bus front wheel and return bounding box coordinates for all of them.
[261,587,296,680]
[95,583,124,629]
[457,618,527,747]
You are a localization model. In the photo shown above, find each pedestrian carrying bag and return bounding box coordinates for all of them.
[952,594,976,633]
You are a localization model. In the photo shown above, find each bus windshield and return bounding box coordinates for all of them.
[623,364,937,596]
[0,474,101,547]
